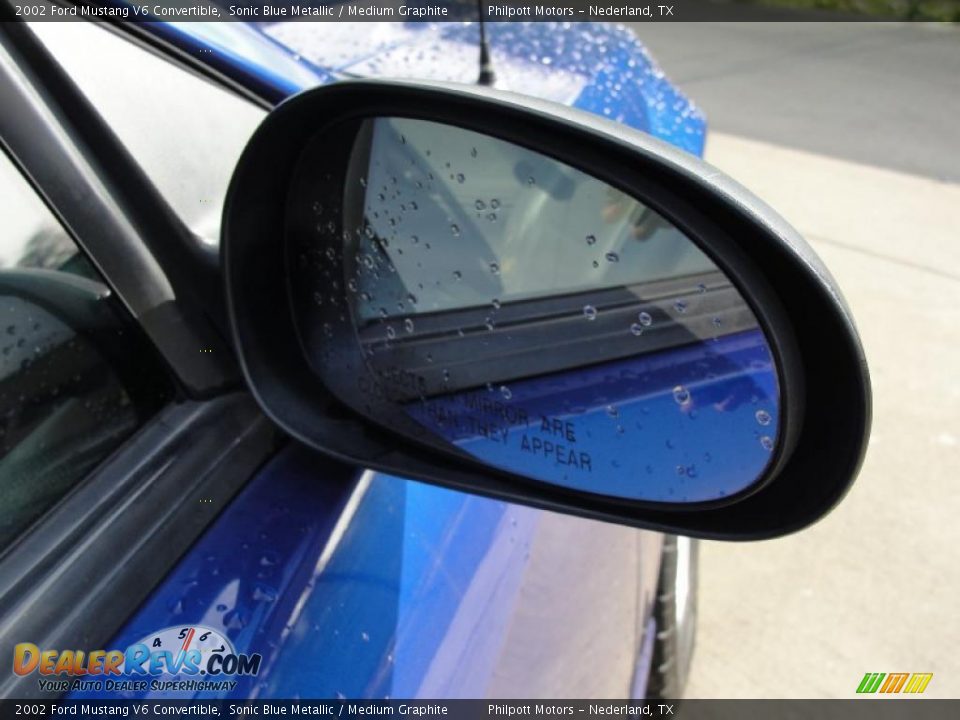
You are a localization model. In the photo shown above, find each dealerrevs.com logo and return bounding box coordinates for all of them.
[13,625,261,694]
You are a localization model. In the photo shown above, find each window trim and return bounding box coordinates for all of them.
[0,22,238,398]
[0,393,278,699]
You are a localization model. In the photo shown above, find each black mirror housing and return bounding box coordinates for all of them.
[222,79,870,540]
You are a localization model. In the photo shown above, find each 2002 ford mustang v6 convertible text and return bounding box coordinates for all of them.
[0,5,869,701]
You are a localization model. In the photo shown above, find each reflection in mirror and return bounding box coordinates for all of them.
[290,118,781,504]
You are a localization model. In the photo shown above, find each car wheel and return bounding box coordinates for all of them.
[647,534,699,699]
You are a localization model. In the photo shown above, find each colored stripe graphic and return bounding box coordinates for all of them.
[857,673,885,693]
[880,673,909,693]
[857,672,933,694]
[903,673,933,694]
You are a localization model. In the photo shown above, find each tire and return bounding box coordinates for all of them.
[646,534,699,699]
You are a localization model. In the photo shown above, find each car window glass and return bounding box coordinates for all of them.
[0,152,172,553]
[30,21,266,245]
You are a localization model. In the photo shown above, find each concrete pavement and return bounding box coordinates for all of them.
[630,22,960,182]
[684,131,960,698]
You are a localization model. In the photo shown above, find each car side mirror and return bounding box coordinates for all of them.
[222,80,870,539]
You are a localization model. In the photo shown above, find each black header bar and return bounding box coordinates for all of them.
[2,700,960,720]
[9,0,955,22]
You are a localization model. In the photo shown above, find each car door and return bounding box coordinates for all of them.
[1,18,662,700]
[0,21,278,699]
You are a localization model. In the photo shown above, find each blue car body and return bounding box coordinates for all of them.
[81,18,707,700]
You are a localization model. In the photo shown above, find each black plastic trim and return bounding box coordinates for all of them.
[360,271,756,398]
[0,394,277,699]
[0,19,238,397]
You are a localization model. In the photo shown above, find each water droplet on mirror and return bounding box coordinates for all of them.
[407,293,417,305]
[592,261,600,268]
[486,212,497,221]
[489,262,500,275]
[386,326,396,340]
[500,385,512,400]
[475,199,486,211]
[456,173,465,183]
[674,301,688,313]
[712,317,723,328]
[583,305,597,321]
[755,409,772,426]
[585,234,597,246]
[450,224,460,237]
[697,283,707,293]
[760,435,774,451]
[606,405,619,418]
[491,298,501,309]
[673,385,691,405]
[630,323,644,336]
[527,176,535,185]
[252,585,278,603]
[361,632,370,642]
[490,199,500,209]
[484,318,495,331]
[470,147,478,158]
[224,609,247,630]
[452,270,462,281]
[404,318,415,334]
[637,311,653,327]
[605,252,619,263]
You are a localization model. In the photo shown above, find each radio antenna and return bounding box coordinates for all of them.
[477,0,496,86]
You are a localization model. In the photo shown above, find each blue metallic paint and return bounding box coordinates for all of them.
[77,446,538,699]
[407,330,779,503]
[152,19,706,154]
[88,18,708,700]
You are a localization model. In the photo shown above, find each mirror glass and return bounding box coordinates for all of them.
[290,118,781,504]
